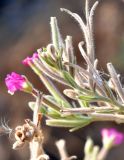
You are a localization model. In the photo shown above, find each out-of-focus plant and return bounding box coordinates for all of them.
[84,128,124,160]
[3,0,124,159]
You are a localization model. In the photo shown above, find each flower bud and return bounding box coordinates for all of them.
[84,137,94,155]
[47,44,57,61]
[63,89,78,100]
[22,52,39,66]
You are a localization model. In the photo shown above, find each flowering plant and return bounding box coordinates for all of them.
[3,0,124,159]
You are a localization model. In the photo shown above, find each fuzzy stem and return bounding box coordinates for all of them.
[29,140,46,160]
[33,92,42,125]
[97,147,109,160]
[29,60,71,108]
[107,63,124,103]
[50,17,63,53]
[30,93,49,160]
[56,139,68,160]
[91,113,124,124]
[61,106,116,114]
[62,108,124,124]
[32,89,61,111]
[56,139,77,160]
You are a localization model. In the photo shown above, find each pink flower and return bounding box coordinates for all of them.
[101,128,124,146]
[5,72,33,95]
[22,52,39,66]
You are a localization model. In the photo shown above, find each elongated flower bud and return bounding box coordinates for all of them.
[84,137,94,155]
[47,44,57,62]
[63,89,78,100]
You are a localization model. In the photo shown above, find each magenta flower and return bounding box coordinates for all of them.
[5,72,33,95]
[101,128,124,147]
[22,52,39,66]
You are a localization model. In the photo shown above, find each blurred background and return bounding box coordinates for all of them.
[0,0,124,159]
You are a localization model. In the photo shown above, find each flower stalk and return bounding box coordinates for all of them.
[56,139,77,160]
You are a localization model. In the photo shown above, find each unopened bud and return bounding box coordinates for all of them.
[47,44,57,61]
[84,137,94,154]
[63,89,78,100]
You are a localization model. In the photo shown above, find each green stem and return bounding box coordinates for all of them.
[29,62,71,108]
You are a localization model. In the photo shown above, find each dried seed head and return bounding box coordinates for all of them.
[15,130,25,141]
[14,122,35,143]
[13,117,44,150]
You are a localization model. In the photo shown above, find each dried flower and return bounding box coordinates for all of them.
[101,128,124,149]
[22,52,39,66]
[5,72,33,95]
